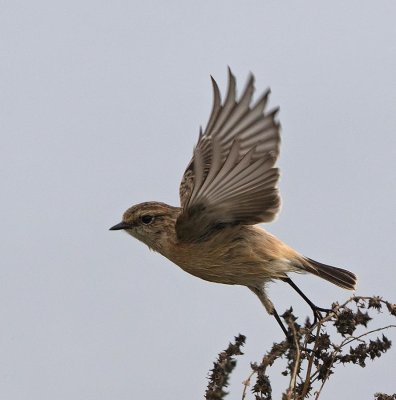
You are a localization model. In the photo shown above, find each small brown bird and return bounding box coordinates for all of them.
[110,69,357,335]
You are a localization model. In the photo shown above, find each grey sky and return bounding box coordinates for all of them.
[1,1,396,399]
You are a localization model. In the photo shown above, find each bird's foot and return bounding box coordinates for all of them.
[310,305,333,327]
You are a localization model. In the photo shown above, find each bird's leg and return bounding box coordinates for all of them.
[282,277,331,326]
[248,286,288,336]
[272,308,288,336]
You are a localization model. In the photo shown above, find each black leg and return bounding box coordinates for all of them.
[282,277,331,325]
[248,285,290,337]
[272,307,288,336]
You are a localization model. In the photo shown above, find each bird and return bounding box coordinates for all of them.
[110,69,357,335]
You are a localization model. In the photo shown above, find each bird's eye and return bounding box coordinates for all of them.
[140,215,154,225]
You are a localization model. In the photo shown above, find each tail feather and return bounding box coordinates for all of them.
[304,257,357,290]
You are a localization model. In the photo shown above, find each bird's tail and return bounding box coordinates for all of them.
[303,257,357,290]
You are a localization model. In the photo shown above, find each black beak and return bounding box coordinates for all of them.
[109,221,130,231]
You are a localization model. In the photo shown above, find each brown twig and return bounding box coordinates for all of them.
[299,322,321,399]
[241,370,256,400]
[284,321,301,399]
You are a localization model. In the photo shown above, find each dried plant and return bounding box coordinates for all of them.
[205,334,246,399]
[205,295,396,400]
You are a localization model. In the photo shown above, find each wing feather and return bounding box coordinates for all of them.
[177,70,281,242]
[204,77,222,135]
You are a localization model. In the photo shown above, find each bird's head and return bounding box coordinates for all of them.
[110,201,180,253]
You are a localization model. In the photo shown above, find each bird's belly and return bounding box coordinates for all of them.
[169,249,290,287]
[166,226,301,286]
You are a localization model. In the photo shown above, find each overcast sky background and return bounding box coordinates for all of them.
[2,1,396,399]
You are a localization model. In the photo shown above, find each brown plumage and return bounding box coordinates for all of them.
[110,69,357,335]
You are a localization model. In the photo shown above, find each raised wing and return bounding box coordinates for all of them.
[176,69,281,242]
